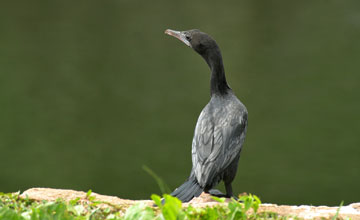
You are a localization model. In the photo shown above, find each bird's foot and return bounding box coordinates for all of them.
[208,189,227,197]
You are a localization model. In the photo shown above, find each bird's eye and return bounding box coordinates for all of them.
[185,35,191,41]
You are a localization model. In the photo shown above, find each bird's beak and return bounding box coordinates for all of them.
[165,29,191,47]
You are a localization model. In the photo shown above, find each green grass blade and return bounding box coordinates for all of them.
[332,201,344,220]
[142,165,171,194]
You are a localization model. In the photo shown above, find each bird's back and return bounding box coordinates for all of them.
[191,92,247,188]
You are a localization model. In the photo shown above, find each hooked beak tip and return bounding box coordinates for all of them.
[164,29,191,48]
[164,29,179,37]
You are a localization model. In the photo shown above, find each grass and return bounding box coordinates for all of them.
[0,190,290,220]
[0,190,349,220]
[142,165,171,195]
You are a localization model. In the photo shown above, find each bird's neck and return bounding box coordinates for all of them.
[205,48,230,96]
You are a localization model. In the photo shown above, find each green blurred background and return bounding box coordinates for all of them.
[1,0,359,206]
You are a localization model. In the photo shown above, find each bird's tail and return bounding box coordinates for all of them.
[170,177,203,202]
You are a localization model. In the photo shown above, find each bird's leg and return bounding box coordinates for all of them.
[206,183,236,199]
[225,182,234,198]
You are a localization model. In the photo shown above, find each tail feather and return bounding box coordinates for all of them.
[171,178,203,202]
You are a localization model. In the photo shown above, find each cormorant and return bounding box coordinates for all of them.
[164,29,248,203]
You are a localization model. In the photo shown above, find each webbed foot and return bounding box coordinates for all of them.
[208,189,227,197]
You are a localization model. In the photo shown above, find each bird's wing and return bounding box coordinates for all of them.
[192,106,247,187]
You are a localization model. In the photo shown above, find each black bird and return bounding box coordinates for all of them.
[164,29,248,202]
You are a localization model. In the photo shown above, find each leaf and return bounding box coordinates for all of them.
[251,194,261,213]
[228,199,247,220]
[73,205,85,216]
[211,196,226,203]
[227,205,243,220]
[86,189,92,198]
[124,203,155,220]
[0,207,25,220]
[69,197,80,206]
[103,207,111,214]
[86,189,96,201]
[243,196,252,212]
[162,194,183,220]
[203,207,219,220]
[151,194,163,208]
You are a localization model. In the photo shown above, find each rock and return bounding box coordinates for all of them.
[20,188,360,219]
[258,203,360,220]
[20,187,153,207]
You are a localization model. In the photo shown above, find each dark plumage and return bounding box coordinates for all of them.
[164,29,248,202]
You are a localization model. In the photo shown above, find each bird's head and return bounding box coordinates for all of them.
[165,29,229,95]
[165,29,219,58]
